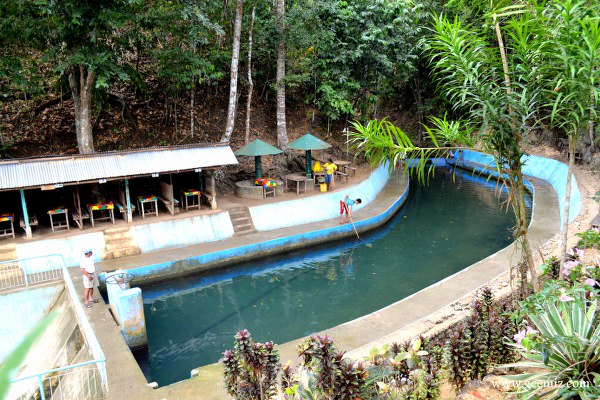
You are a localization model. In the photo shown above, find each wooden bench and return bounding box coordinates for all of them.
[19,214,38,231]
[71,209,90,229]
[157,196,180,215]
[346,166,357,177]
[114,202,136,217]
[335,170,349,183]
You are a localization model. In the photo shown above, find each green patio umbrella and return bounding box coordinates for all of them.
[287,133,332,178]
[234,139,282,179]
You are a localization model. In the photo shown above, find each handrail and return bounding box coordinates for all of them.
[10,359,106,383]
[4,253,109,398]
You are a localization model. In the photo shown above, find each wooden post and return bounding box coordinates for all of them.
[20,189,32,239]
[210,171,217,210]
[75,185,83,229]
[125,179,132,223]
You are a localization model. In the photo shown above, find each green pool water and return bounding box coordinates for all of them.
[135,167,530,386]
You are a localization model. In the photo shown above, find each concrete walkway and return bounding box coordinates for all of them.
[73,169,560,400]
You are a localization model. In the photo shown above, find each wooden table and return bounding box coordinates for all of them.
[0,213,15,239]
[180,189,201,211]
[47,207,70,232]
[137,195,158,219]
[285,174,312,195]
[333,160,353,174]
[87,202,115,227]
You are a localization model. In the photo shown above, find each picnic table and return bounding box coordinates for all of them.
[137,195,158,219]
[87,202,115,228]
[47,207,70,232]
[333,160,354,182]
[180,189,201,211]
[285,174,312,195]
[0,213,15,239]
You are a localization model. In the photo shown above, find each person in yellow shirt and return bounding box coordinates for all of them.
[323,158,337,191]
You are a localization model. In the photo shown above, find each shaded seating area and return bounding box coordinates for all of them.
[0,144,238,239]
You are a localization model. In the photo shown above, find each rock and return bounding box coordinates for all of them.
[590,153,600,171]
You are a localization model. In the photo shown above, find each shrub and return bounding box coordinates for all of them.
[503,285,600,399]
[576,229,600,249]
[221,329,281,400]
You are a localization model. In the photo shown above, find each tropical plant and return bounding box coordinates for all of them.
[221,329,281,400]
[533,0,600,273]
[503,285,600,399]
[576,230,600,249]
[349,3,545,292]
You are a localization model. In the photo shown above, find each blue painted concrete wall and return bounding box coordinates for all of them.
[457,150,580,227]
[105,163,409,284]
[13,212,234,268]
[131,212,234,253]
[250,163,391,231]
[0,285,63,361]
[115,287,148,349]
[15,232,106,270]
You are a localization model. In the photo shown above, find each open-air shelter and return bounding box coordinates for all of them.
[287,133,332,178]
[233,139,282,179]
[0,144,238,238]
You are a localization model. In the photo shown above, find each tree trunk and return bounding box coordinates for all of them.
[68,65,96,154]
[559,136,575,277]
[275,0,288,149]
[191,80,195,138]
[221,0,244,143]
[245,2,256,144]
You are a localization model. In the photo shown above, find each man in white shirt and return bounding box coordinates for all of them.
[80,249,99,308]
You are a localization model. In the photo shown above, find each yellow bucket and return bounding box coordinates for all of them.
[320,183,327,192]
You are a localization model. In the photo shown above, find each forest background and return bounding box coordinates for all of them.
[1,0,598,181]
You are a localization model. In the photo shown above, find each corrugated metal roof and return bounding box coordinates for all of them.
[0,144,239,191]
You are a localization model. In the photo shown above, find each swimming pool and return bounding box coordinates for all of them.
[135,167,530,386]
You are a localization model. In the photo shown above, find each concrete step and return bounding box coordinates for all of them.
[105,241,137,252]
[104,231,134,241]
[104,248,142,260]
[228,210,249,219]
[0,242,16,252]
[104,226,130,234]
[230,216,252,223]
[235,229,256,236]
[233,222,254,231]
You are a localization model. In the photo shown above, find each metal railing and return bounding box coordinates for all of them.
[9,361,105,400]
[5,254,108,399]
[0,257,63,290]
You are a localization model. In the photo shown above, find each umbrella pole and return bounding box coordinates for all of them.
[306,149,312,178]
[255,156,262,179]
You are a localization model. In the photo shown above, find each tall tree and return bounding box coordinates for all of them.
[534,0,600,272]
[275,0,288,149]
[13,0,136,154]
[350,10,545,293]
[221,0,244,143]
[245,2,257,144]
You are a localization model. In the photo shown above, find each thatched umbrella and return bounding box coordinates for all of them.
[234,139,282,179]
[287,133,332,178]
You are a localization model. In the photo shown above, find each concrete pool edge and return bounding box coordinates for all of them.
[98,166,411,286]
[160,156,563,398]
[89,152,569,399]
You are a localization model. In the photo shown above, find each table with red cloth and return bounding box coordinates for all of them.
[137,195,158,219]
[47,207,70,232]
[0,213,15,239]
[87,202,115,227]
[180,189,201,211]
